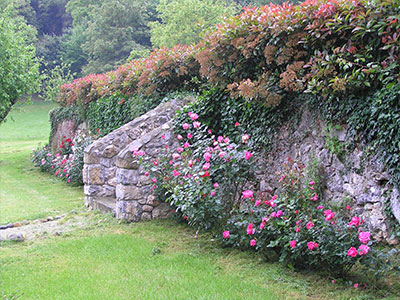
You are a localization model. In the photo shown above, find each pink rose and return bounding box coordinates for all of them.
[259,222,265,229]
[224,137,230,144]
[210,191,216,197]
[177,147,184,153]
[310,193,318,201]
[219,151,227,158]
[354,283,359,289]
[347,247,358,257]
[172,170,180,177]
[295,227,300,233]
[188,160,193,167]
[245,151,253,160]
[223,231,230,239]
[202,163,210,171]
[309,181,315,186]
[193,121,201,128]
[241,134,249,144]
[204,152,212,162]
[325,212,335,221]
[213,183,219,188]
[144,172,149,176]
[235,122,239,127]
[177,134,183,140]
[161,134,166,139]
[358,244,370,256]
[184,142,190,148]
[183,123,190,130]
[275,210,283,218]
[317,205,324,210]
[250,239,256,247]
[172,153,180,160]
[307,241,318,251]
[290,240,297,248]
[190,112,199,121]
[217,136,223,142]
[152,178,157,183]
[255,200,261,206]
[358,231,370,244]
[187,133,192,139]
[247,223,255,235]
[348,216,360,227]
[306,221,314,230]
[242,190,253,199]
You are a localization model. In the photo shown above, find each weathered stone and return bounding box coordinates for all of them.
[147,195,161,206]
[143,205,153,212]
[141,212,152,221]
[103,145,119,158]
[100,158,114,168]
[152,203,173,219]
[84,150,101,164]
[47,216,54,221]
[116,168,138,185]
[0,223,13,230]
[84,185,115,197]
[116,184,143,200]
[87,165,103,185]
[390,188,400,224]
[108,177,117,187]
[13,222,21,228]
[115,200,142,222]
[50,120,77,153]
[139,175,152,186]
[21,220,29,225]
[8,233,25,242]
[82,165,89,184]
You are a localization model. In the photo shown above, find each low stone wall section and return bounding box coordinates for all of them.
[83,98,189,217]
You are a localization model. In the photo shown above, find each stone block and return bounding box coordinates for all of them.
[84,185,115,197]
[116,168,138,185]
[116,184,143,200]
[87,165,104,185]
[115,200,142,222]
[152,202,173,219]
[103,145,119,158]
[141,212,152,221]
[147,195,161,206]
[82,165,88,184]
[143,205,153,212]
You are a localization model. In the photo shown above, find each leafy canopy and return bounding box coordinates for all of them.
[150,0,238,48]
[0,3,40,122]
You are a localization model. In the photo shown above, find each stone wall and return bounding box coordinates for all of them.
[81,98,399,244]
[257,108,399,244]
[83,98,190,219]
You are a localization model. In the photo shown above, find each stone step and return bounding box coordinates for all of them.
[91,197,116,216]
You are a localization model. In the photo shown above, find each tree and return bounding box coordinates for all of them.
[0,4,40,122]
[81,0,156,74]
[149,0,238,48]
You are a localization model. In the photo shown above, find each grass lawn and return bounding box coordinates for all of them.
[1,216,398,300]
[0,101,399,300]
[0,101,83,224]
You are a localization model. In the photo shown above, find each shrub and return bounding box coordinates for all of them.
[32,135,92,185]
[140,110,256,231]
[221,158,379,275]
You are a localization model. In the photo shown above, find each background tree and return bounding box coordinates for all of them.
[0,4,40,122]
[81,0,158,74]
[150,0,238,48]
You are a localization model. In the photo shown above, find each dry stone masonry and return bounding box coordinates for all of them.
[81,99,399,243]
[83,98,190,221]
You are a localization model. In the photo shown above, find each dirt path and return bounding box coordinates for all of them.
[0,212,91,242]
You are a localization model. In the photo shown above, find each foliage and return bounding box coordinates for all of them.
[86,93,134,137]
[57,44,201,108]
[41,62,75,103]
[174,87,302,151]
[0,4,40,123]
[222,158,385,275]
[49,105,84,144]
[150,0,238,48]
[32,135,93,185]
[196,0,400,106]
[81,0,156,74]
[141,111,255,231]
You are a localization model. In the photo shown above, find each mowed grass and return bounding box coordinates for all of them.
[0,101,83,224]
[1,217,397,300]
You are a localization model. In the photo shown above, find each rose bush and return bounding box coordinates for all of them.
[32,135,92,185]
